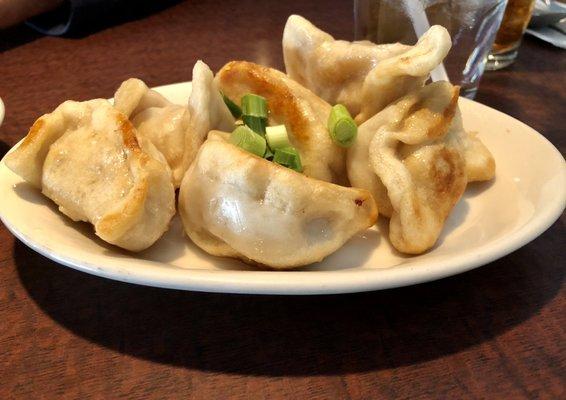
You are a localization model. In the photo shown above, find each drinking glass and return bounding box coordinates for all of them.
[486,0,536,70]
[354,0,508,98]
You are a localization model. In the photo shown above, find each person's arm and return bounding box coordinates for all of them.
[2,0,180,36]
[0,0,63,29]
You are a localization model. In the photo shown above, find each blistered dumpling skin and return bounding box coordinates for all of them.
[283,15,451,123]
[178,133,378,269]
[215,60,347,185]
[4,99,175,251]
[348,82,474,254]
[114,78,189,187]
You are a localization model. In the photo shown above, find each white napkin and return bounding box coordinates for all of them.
[527,0,566,48]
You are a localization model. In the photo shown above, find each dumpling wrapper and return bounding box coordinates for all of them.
[181,60,235,175]
[461,130,496,182]
[114,78,189,187]
[4,99,176,251]
[114,60,234,187]
[178,132,378,269]
[283,14,451,123]
[215,60,347,185]
[348,81,489,254]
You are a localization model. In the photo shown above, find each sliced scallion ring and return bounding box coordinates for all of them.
[273,146,303,172]
[241,94,268,118]
[266,125,291,150]
[327,104,357,148]
[230,125,266,157]
[243,115,267,136]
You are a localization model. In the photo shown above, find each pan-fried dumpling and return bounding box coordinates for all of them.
[283,14,451,123]
[178,132,378,269]
[114,78,189,187]
[181,60,235,174]
[4,99,175,251]
[114,61,235,186]
[461,130,496,182]
[215,60,347,185]
[348,82,473,254]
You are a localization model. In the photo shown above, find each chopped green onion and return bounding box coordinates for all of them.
[240,94,268,135]
[273,146,303,172]
[327,104,357,148]
[266,125,291,150]
[243,115,266,136]
[230,126,266,157]
[221,92,242,119]
[241,94,268,119]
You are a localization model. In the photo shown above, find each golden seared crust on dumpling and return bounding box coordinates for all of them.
[5,99,175,252]
[5,111,66,188]
[283,15,451,123]
[114,78,190,188]
[215,60,347,185]
[348,82,469,254]
[178,133,377,269]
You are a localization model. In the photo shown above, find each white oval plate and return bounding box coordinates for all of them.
[0,97,5,127]
[1,82,565,294]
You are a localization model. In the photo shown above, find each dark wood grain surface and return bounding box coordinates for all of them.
[1,1,564,398]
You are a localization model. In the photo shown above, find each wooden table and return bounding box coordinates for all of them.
[1,1,564,398]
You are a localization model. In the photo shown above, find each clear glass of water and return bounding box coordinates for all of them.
[354,0,508,98]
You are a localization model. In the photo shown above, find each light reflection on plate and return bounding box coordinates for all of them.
[0,97,5,127]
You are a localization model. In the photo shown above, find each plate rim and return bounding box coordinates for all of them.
[1,82,564,295]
